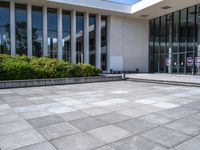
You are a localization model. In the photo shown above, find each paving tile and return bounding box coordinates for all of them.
[0,99,6,105]
[58,111,90,121]
[164,119,200,136]
[117,108,150,118]
[20,111,52,119]
[0,113,23,124]
[27,115,64,128]
[38,122,80,140]
[16,141,57,150]
[0,120,33,136]
[174,138,200,150]
[88,125,132,143]
[81,107,111,116]
[179,113,200,126]
[51,132,104,150]
[115,118,157,134]
[48,106,76,114]
[94,145,115,150]
[0,129,45,150]
[140,127,191,148]
[111,135,168,150]
[96,112,130,123]
[69,117,108,131]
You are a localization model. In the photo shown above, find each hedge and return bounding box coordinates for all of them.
[0,55,101,80]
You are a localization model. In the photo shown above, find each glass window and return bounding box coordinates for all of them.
[160,16,166,54]
[180,9,187,52]
[76,12,84,63]
[172,11,179,53]
[196,5,200,51]
[101,16,107,70]
[154,18,160,54]
[62,10,71,61]
[0,2,10,54]
[47,8,57,59]
[32,6,43,57]
[15,4,27,55]
[89,14,96,66]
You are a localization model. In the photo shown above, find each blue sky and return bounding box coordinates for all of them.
[108,0,141,5]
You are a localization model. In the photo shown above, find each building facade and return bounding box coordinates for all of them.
[0,0,199,74]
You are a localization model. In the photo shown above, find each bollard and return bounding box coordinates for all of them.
[122,73,126,80]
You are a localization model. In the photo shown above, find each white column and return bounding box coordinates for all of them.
[84,12,89,64]
[43,5,48,56]
[27,3,32,57]
[96,13,101,68]
[10,0,15,55]
[71,10,76,63]
[107,15,111,72]
[57,7,63,60]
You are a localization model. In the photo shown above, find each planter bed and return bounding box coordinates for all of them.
[0,75,122,89]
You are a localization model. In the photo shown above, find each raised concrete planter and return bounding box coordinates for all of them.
[0,75,122,89]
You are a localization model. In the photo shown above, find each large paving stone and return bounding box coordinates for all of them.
[38,122,80,140]
[58,111,90,121]
[96,112,130,123]
[69,117,108,131]
[81,107,111,116]
[0,120,33,136]
[117,108,150,118]
[0,129,45,150]
[94,145,115,150]
[0,113,23,124]
[27,115,64,128]
[115,118,157,134]
[174,138,200,150]
[140,127,191,148]
[164,119,200,136]
[51,132,104,150]
[88,125,132,143]
[111,135,168,150]
[16,141,57,150]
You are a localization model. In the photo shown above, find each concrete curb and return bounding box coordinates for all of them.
[0,76,122,89]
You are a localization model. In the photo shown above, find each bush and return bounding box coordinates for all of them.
[0,54,101,80]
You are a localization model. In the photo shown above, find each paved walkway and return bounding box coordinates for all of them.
[0,81,200,150]
[127,73,200,84]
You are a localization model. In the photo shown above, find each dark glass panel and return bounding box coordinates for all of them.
[197,5,200,52]
[47,8,57,58]
[101,16,107,70]
[15,4,27,55]
[179,9,187,52]
[76,12,84,63]
[160,16,166,54]
[154,18,160,54]
[172,11,179,53]
[0,2,10,54]
[62,10,71,61]
[89,14,96,66]
[32,6,43,57]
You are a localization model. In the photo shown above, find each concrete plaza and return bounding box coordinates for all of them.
[0,81,200,150]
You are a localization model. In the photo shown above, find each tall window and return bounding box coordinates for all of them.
[32,6,43,57]
[47,8,57,59]
[76,12,84,63]
[15,4,27,55]
[89,14,96,66]
[101,16,107,70]
[0,2,10,54]
[62,10,71,61]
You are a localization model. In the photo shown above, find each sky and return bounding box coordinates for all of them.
[107,0,141,5]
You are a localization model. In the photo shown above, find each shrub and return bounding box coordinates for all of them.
[0,54,101,80]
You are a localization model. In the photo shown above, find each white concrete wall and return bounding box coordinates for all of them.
[109,15,149,72]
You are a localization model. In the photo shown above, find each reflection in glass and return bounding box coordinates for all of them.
[0,2,10,54]
[76,12,84,63]
[101,16,107,70]
[48,8,57,59]
[15,4,27,55]
[179,9,187,52]
[62,10,71,61]
[89,14,96,66]
[172,11,179,53]
[32,6,43,57]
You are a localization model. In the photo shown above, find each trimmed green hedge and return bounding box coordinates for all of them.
[0,55,101,80]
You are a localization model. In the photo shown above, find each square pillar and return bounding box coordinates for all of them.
[43,5,48,56]
[57,7,63,60]
[84,11,89,64]
[96,13,101,68]
[27,3,32,57]
[71,10,76,63]
[107,15,111,72]
[10,0,15,55]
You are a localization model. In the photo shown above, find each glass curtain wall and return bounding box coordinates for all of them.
[149,4,200,75]
[62,10,71,61]
[47,8,57,59]
[32,6,43,57]
[0,2,10,54]
[89,14,96,66]
[15,4,27,55]
[76,12,84,63]
[101,16,107,70]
